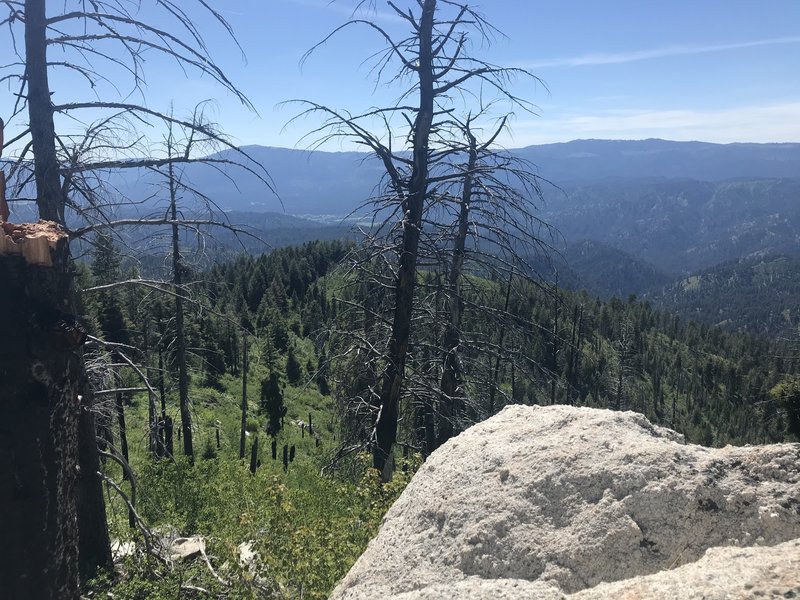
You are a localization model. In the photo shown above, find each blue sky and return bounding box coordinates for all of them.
[3,0,800,149]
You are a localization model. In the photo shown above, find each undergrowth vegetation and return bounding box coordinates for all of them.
[97,456,412,599]
[82,240,798,599]
[91,368,416,598]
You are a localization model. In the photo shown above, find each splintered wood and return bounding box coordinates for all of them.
[0,118,66,266]
[0,221,65,266]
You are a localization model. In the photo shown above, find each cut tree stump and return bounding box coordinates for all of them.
[0,221,85,599]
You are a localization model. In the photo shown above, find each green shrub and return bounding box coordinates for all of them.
[96,453,416,599]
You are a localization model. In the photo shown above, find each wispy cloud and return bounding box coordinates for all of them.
[503,102,800,146]
[523,36,800,69]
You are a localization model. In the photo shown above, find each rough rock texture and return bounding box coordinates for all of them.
[169,536,206,561]
[571,538,800,599]
[331,405,800,599]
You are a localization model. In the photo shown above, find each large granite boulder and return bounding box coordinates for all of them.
[331,405,800,599]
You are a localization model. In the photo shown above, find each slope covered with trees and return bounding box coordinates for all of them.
[73,237,798,597]
[649,254,800,337]
[87,238,798,457]
[542,178,800,274]
[2,1,798,598]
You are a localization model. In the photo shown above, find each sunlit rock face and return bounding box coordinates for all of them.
[330,405,800,600]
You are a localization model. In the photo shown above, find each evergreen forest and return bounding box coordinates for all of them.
[0,1,798,599]
[74,237,799,597]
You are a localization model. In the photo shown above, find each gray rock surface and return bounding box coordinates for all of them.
[169,536,206,561]
[571,538,800,599]
[330,405,800,599]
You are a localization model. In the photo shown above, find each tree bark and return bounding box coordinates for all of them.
[0,228,81,599]
[114,372,130,478]
[550,282,560,405]
[169,160,193,459]
[488,272,514,416]
[0,117,8,222]
[76,390,113,581]
[239,331,248,459]
[373,0,436,478]
[24,0,63,224]
[157,318,170,456]
[249,436,259,475]
[436,127,477,450]
[143,319,161,458]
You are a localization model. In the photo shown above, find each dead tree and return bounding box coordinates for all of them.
[0,0,265,588]
[614,317,638,412]
[166,128,194,458]
[0,118,8,221]
[0,3,102,593]
[298,0,543,477]
[430,109,555,448]
[434,121,479,450]
[0,223,86,599]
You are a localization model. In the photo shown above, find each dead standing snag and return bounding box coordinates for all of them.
[0,0,267,589]
[299,0,546,478]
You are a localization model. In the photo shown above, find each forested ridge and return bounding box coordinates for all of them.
[649,253,800,337]
[1,1,798,598]
[72,237,799,596]
[92,239,799,448]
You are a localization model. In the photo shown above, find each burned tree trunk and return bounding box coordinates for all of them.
[24,0,63,224]
[488,272,514,416]
[143,319,162,459]
[76,388,113,580]
[156,321,171,457]
[0,223,83,599]
[436,125,478,450]
[1,7,112,581]
[249,436,259,475]
[301,0,543,478]
[239,331,248,459]
[0,118,7,222]
[113,373,131,479]
[169,160,193,459]
[373,0,436,478]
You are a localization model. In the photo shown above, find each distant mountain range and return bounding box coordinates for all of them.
[514,138,800,183]
[542,177,800,274]
[41,138,800,334]
[109,138,800,216]
[101,138,800,271]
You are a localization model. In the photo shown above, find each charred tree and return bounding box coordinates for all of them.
[371,0,437,477]
[168,156,193,459]
[142,319,162,459]
[0,224,83,599]
[24,0,62,223]
[75,388,113,580]
[487,272,515,416]
[436,123,478,449]
[0,0,113,590]
[299,0,545,477]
